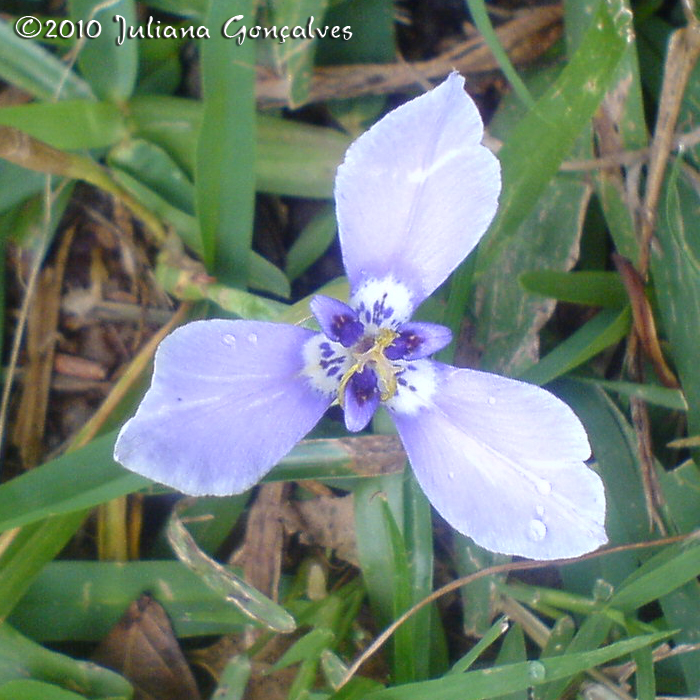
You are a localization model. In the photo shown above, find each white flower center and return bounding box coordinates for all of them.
[350,277,414,331]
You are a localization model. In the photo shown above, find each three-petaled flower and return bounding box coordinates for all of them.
[115,73,607,560]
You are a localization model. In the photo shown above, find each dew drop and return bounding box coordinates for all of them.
[447,471,455,480]
[528,518,547,542]
[222,334,236,347]
[247,332,258,344]
[527,661,546,682]
[535,478,552,496]
[487,396,497,405]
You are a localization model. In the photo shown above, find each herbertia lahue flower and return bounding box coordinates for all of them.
[115,73,607,560]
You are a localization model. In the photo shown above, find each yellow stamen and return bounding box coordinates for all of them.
[337,329,400,406]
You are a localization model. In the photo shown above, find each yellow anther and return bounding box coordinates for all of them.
[337,329,400,406]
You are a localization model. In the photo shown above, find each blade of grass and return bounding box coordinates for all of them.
[448,616,509,674]
[464,0,535,108]
[195,0,256,285]
[0,19,94,101]
[129,96,350,198]
[444,0,632,335]
[0,623,131,697]
[10,560,253,641]
[68,0,137,102]
[0,101,127,150]
[519,270,628,308]
[211,656,251,700]
[517,307,631,387]
[364,631,671,700]
[475,0,632,275]
[167,500,296,632]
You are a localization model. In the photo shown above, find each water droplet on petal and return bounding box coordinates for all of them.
[247,332,258,344]
[536,479,552,496]
[528,518,547,541]
[222,334,236,347]
[527,661,546,682]
[487,396,496,405]
[448,471,455,480]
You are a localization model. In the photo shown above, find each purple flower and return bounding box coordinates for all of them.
[115,73,607,560]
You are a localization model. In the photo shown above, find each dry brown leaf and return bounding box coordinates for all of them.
[54,353,107,380]
[92,595,201,700]
[231,482,287,601]
[255,6,563,107]
[12,226,74,467]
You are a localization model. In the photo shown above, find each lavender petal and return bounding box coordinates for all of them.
[310,294,364,347]
[343,367,380,432]
[114,320,332,496]
[385,321,453,360]
[389,362,607,559]
[335,73,501,309]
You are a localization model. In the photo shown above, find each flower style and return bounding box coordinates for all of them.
[115,73,607,560]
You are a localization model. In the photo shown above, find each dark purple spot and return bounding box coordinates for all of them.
[385,331,423,360]
[311,295,364,348]
[320,355,345,370]
[332,314,364,347]
[349,367,379,406]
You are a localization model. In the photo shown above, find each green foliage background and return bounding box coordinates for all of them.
[1,0,700,698]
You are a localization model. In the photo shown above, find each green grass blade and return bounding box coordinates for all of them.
[518,307,631,387]
[519,270,628,308]
[474,0,632,276]
[364,632,670,700]
[272,0,329,107]
[195,0,256,284]
[0,679,97,700]
[167,502,296,633]
[107,138,195,214]
[611,538,700,613]
[0,101,127,150]
[0,623,131,697]
[286,205,337,281]
[10,561,253,641]
[571,376,687,411]
[211,656,251,700]
[0,20,94,101]
[448,616,509,674]
[0,430,146,534]
[129,97,349,197]
[652,166,700,439]
[464,0,534,108]
[493,624,527,700]
[352,474,405,636]
[0,512,89,622]
[68,0,137,102]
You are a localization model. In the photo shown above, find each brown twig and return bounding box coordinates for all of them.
[255,6,563,108]
[638,9,700,276]
[612,254,679,389]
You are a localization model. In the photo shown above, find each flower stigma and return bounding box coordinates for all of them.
[337,327,400,406]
